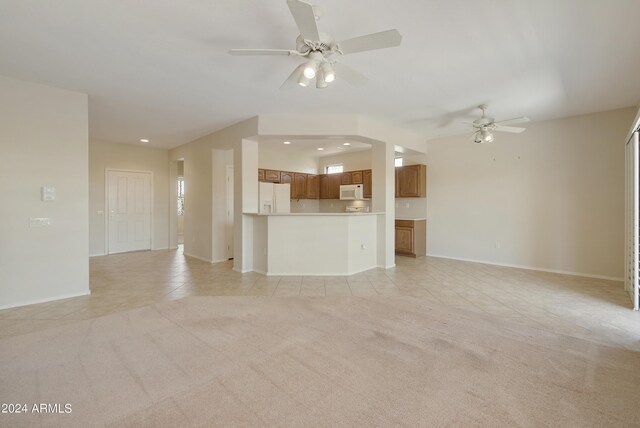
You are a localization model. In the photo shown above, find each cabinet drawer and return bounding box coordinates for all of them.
[395,220,415,228]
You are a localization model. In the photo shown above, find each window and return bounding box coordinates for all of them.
[325,164,344,174]
[177,177,185,216]
[395,157,403,167]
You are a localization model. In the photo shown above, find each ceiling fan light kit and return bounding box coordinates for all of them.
[469,104,530,143]
[229,0,402,89]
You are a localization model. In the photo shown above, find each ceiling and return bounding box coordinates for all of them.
[258,138,370,157]
[1,1,639,149]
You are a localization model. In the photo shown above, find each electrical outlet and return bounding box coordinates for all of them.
[405,203,410,208]
[495,241,501,249]
[361,244,366,250]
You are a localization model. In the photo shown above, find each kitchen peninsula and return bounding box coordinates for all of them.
[247,212,383,276]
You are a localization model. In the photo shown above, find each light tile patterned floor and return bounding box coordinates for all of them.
[1,247,639,350]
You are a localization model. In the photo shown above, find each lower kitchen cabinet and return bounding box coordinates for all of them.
[395,219,426,257]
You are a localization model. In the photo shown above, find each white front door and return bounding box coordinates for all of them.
[107,170,152,254]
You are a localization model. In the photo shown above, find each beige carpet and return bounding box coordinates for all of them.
[1,296,639,427]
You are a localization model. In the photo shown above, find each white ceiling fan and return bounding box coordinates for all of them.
[228,0,402,89]
[467,105,530,143]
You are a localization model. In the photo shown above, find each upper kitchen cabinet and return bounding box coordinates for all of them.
[293,173,307,199]
[264,169,280,182]
[341,172,352,185]
[319,173,341,199]
[351,171,363,184]
[396,164,426,198]
[363,169,372,198]
[306,174,319,199]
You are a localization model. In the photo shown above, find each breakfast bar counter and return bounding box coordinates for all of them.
[245,212,384,276]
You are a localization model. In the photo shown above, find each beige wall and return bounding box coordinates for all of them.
[89,140,170,256]
[259,145,319,173]
[319,150,372,173]
[426,107,635,280]
[0,75,89,309]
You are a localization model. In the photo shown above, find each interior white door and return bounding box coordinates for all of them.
[107,170,152,254]
[226,165,234,259]
[625,132,639,310]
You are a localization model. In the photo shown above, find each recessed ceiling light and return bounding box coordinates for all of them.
[317,148,324,151]
[283,141,291,145]
[140,139,149,143]
[343,142,351,146]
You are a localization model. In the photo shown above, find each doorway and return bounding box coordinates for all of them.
[226,165,234,259]
[106,170,152,254]
[177,160,185,245]
[625,131,639,310]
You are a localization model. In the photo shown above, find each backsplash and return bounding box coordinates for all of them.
[319,199,371,213]
[395,198,427,219]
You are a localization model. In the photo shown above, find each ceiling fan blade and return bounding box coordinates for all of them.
[494,125,526,133]
[332,62,368,86]
[496,117,530,125]
[337,29,402,55]
[287,0,320,41]
[229,49,298,56]
[279,64,305,90]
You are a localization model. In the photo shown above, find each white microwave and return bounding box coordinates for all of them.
[340,184,364,200]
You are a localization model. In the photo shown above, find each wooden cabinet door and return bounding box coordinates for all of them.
[258,169,265,182]
[395,226,414,255]
[363,169,372,198]
[351,170,363,184]
[398,165,426,198]
[330,174,342,199]
[395,168,400,197]
[341,172,352,185]
[319,174,331,199]
[265,169,280,182]
[280,171,293,198]
[293,173,307,199]
[307,174,319,199]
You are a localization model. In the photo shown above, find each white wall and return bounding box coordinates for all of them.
[319,150,372,172]
[259,145,319,173]
[89,140,170,255]
[0,75,89,309]
[426,107,635,280]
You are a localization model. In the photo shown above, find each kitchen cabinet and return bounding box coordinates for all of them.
[319,173,341,199]
[293,173,307,199]
[395,219,426,257]
[306,174,319,199]
[396,164,426,198]
[259,168,370,200]
[363,169,372,198]
[280,171,294,198]
[264,169,280,183]
[341,172,352,185]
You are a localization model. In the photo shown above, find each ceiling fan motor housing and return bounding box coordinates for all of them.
[295,32,335,54]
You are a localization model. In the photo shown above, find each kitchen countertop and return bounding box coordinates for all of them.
[395,217,427,221]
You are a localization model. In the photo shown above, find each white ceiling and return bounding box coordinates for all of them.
[1,0,639,149]
[258,138,370,157]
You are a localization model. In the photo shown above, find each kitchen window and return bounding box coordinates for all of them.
[325,164,343,174]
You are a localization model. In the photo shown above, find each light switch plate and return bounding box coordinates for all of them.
[42,186,56,201]
[30,217,52,227]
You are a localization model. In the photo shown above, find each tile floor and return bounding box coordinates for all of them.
[1,247,639,350]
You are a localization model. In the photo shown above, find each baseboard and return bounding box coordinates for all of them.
[152,246,169,251]
[89,253,106,258]
[266,265,379,276]
[183,252,212,263]
[232,267,253,274]
[379,263,396,269]
[0,290,91,310]
[426,253,624,282]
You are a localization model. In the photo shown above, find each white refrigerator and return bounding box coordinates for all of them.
[259,182,291,213]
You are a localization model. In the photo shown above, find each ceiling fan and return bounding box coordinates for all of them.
[228,0,402,89]
[467,105,530,143]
